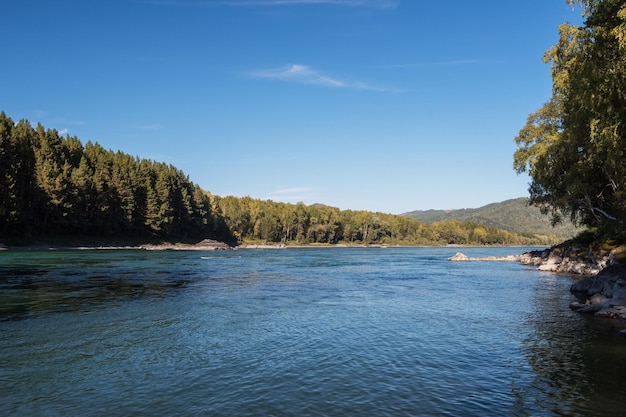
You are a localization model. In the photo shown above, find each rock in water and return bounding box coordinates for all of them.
[448,253,470,262]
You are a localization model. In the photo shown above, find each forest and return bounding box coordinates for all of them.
[0,112,230,243]
[0,112,557,247]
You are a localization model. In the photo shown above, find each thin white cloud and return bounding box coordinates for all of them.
[383,59,493,69]
[58,128,69,135]
[134,123,161,131]
[249,64,392,91]
[273,187,314,195]
[268,186,319,203]
[148,0,397,8]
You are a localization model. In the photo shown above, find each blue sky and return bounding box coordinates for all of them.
[2,0,583,214]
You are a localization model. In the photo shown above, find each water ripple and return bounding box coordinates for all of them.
[1,248,626,416]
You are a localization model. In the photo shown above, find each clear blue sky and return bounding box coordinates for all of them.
[2,0,583,214]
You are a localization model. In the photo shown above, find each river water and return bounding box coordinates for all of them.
[1,247,625,416]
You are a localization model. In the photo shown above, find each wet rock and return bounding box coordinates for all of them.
[518,249,551,266]
[594,305,626,320]
[448,253,521,262]
[448,253,471,261]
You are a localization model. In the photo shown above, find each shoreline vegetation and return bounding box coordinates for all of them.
[0,239,545,251]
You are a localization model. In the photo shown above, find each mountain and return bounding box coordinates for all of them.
[401,198,580,239]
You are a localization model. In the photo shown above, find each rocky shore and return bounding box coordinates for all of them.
[569,264,626,322]
[450,243,626,329]
[140,239,231,251]
[0,239,296,251]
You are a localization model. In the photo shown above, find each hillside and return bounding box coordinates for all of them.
[402,198,580,239]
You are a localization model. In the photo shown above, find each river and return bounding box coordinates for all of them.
[1,247,625,416]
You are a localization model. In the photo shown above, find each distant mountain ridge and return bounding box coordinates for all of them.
[402,198,579,239]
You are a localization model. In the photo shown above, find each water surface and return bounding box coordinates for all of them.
[1,247,625,416]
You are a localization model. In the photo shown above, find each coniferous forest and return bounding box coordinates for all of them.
[0,112,230,243]
[0,112,558,247]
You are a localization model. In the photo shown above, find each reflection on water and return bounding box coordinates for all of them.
[1,248,626,416]
[0,252,194,319]
[520,273,626,416]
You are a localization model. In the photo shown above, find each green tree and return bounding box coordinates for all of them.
[0,114,38,235]
[69,155,94,233]
[32,125,74,235]
[471,226,488,244]
[514,0,626,230]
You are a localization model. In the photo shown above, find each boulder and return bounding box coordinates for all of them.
[448,253,470,262]
[571,264,626,297]
[570,264,626,322]
[141,239,232,251]
[195,239,231,250]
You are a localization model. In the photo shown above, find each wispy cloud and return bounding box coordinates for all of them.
[383,59,493,69]
[29,112,87,136]
[133,123,162,131]
[148,0,397,8]
[273,187,314,195]
[249,64,392,91]
[268,187,318,202]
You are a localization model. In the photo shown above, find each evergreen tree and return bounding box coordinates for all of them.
[0,113,37,235]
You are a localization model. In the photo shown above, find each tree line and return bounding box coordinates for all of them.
[0,112,557,246]
[0,112,231,242]
[213,196,558,246]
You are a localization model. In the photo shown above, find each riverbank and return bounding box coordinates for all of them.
[449,245,617,275]
[0,239,524,251]
[0,238,232,251]
[451,241,626,329]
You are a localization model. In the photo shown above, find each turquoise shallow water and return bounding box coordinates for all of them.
[1,247,625,416]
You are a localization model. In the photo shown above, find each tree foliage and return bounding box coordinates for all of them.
[514,0,626,230]
[0,113,230,242]
[213,197,558,246]
[0,112,557,246]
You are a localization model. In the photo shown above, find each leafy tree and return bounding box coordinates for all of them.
[471,226,488,244]
[514,0,626,230]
